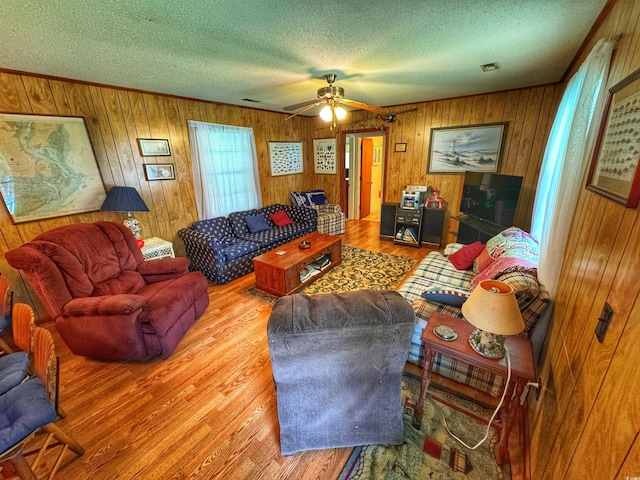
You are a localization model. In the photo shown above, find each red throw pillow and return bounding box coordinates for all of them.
[269,210,293,227]
[448,241,485,270]
[474,248,495,273]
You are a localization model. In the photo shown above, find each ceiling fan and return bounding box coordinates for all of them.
[283,74,396,128]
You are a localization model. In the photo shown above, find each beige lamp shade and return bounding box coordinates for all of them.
[461,280,524,335]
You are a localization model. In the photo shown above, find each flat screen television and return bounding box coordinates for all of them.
[459,172,523,227]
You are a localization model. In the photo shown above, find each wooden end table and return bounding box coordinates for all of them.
[252,232,342,297]
[414,311,535,465]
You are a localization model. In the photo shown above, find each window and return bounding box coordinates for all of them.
[531,39,613,298]
[187,121,262,219]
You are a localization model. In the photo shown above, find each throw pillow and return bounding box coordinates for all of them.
[448,241,484,270]
[307,190,328,205]
[473,248,495,274]
[269,210,293,227]
[244,214,270,233]
[421,286,470,307]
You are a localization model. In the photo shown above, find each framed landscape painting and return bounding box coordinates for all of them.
[0,114,106,223]
[428,123,508,173]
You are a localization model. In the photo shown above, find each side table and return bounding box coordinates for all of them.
[414,311,535,465]
[141,237,175,260]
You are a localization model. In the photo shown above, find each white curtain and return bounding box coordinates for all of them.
[531,38,613,298]
[188,121,262,219]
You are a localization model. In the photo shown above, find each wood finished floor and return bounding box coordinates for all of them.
[25,221,525,479]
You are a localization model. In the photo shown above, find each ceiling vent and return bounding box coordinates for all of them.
[480,62,500,72]
[242,98,261,103]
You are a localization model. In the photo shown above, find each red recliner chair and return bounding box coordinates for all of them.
[5,222,210,361]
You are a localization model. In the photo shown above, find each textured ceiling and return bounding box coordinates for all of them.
[1,0,606,116]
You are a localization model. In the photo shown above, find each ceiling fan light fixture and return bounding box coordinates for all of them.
[334,105,346,120]
[319,104,333,122]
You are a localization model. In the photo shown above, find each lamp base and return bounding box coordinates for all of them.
[468,329,506,358]
[123,214,142,240]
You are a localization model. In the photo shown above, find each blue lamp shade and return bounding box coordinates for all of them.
[100,186,149,213]
[100,186,149,239]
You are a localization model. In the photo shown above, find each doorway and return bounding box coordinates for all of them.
[344,132,385,221]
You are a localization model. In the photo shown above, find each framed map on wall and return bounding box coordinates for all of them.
[313,138,337,174]
[269,141,303,176]
[0,114,106,223]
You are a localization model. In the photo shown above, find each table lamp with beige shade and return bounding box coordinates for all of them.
[461,279,525,358]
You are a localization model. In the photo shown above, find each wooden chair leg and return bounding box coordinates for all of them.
[47,444,68,480]
[41,424,84,456]
[30,432,54,473]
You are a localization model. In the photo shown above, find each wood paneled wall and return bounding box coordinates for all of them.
[312,83,558,244]
[528,0,640,478]
[0,72,313,315]
[0,68,557,317]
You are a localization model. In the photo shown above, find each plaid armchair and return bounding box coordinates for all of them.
[289,190,345,235]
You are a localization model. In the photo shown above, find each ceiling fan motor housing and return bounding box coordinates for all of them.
[317,86,344,99]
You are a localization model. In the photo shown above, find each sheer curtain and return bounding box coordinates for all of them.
[531,38,613,298]
[188,121,262,219]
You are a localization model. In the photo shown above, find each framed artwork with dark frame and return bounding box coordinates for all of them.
[586,67,640,208]
[144,163,175,181]
[427,122,508,173]
[394,143,407,152]
[137,138,171,156]
[0,113,106,223]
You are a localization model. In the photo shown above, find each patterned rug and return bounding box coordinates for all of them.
[338,373,510,480]
[242,245,417,304]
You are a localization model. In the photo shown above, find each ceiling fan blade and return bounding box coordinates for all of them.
[340,98,389,116]
[284,101,325,120]
[284,98,323,111]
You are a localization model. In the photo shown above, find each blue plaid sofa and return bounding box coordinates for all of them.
[397,227,551,396]
[289,190,345,235]
[178,204,317,284]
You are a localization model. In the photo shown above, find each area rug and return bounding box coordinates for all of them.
[243,245,416,304]
[338,373,510,480]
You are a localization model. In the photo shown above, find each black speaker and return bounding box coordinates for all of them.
[421,208,446,245]
[380,203,396,238]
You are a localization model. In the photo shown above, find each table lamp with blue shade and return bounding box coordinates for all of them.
[461,280,525,358]
[100,186,149,241]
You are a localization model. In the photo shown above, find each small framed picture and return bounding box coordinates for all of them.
[395,143,407,152]
[137,138,171,156]
[144,163,175,181]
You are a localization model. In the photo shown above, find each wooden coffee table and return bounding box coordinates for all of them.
[252,232,342,297]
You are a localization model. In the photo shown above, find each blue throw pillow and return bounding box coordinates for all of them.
[244,214,270,233]
[421,286,469,307]
[307,191,328,205]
